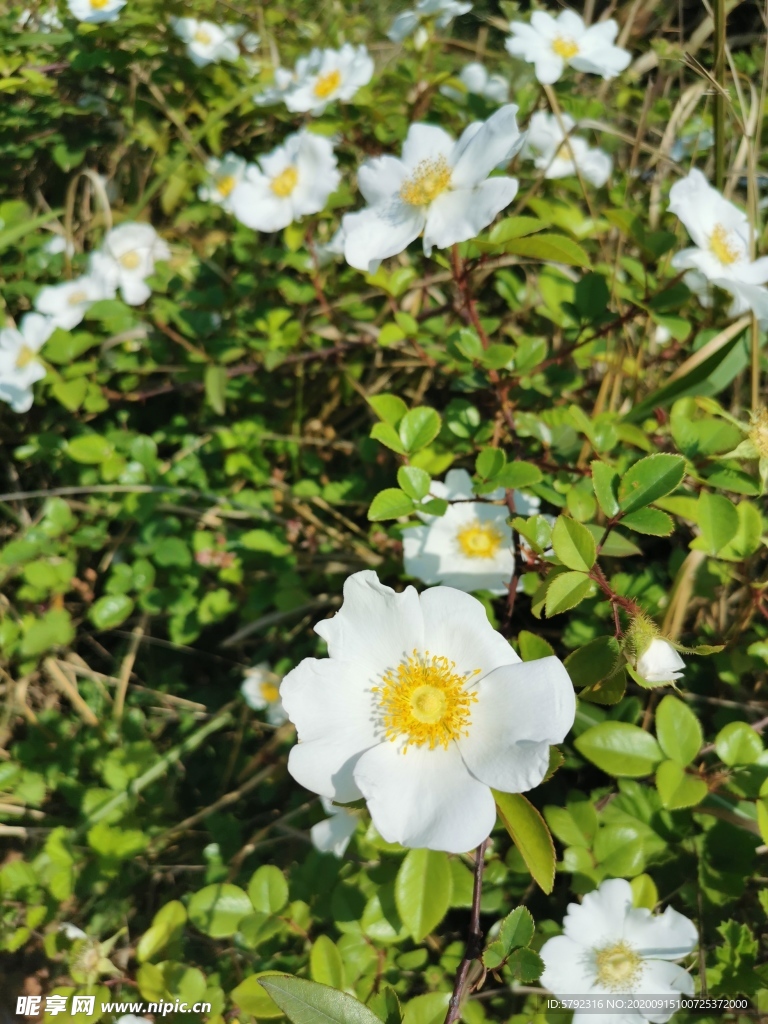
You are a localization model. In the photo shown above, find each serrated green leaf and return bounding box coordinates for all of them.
[370,422,407,455]
[714,722,763,765]
[260,974,383,1024]
[368,394,408,426]
[476,447,505,481]
[621,508,674,536]
[696,491,739,555]
[618,454,686,514]
[545,570,594,616]
[188,883,252,938]
[397,466,431,500]
[368,489,415,522]
[494,792,555,893]
[503,233,590,267]
[655,760,708,810]
[551,516,596,571]
[310,935,345,989]
[399,407,442,453]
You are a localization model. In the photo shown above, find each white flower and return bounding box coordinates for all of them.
[241,31,261,54]
[441,62,510,105]
[256,67,298,107]
[342,104,524,273]
[59,923,87,940]
[310,797,358,858]
[523,111,612,187]
[170,18,242,67]
[67,0,126,25]
[89,222,170,306]
[404,468,541,595]
[43,235,75,257]
[282,45,374,114]
[241,662,288,726]
[506,10,631,85]
[636,638,685,685]
[229,130,341,233]
[281,570,575,853]
[18,7,63,30]
[682,268,713,309]
[540,878,697,1024]
[669,169,768,324]
[0,313,54,413]
[388,0,473,42]
[34,274,110,331]
[199,152,248,211]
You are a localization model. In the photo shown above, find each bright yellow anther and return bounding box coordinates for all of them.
[708,224,740,266]
[217,175,237,198]
[456,520,503,559]
[15,345,37,370]
[594,942,643,991]
[399,156,452,207]
[314,69,342,99]
[552,36,579,58]
[119,251,141,270]
[271,166,299,197]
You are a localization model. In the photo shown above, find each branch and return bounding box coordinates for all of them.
[444,840,488,1024]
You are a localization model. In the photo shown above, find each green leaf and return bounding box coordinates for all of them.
[368,394,408,427]
[397,466,431,501]
[655,760,708,810]
[370,422,407,455]
[259,975,384,1024]
[20,609,74,657]
[544,795,597,848]
[476,447,505,481]
[656,695,702,766]
[517,630,555,661]
[88,594,134,630]
[495,461,543,489]
[497,906,534,951]
[630,874,659,910]
[67,433,114,465]
[367,489,415,522]
[695,492,739,555]
[621,508,674,537]
[232,972,286,1018]
[545,570,594,616]
[503,233,590,267]
[574,722,663,777]
[137,901,187,963]
[188,883,253,938]
[714,722,763,766]
[494,792,556,893]
[249,865,289,914]
[310,935,345,989]
[488,216,547,244]
[401,993,450,1024]
[204,364,226,415]
[398,407,442,453]
[618,454,686,514]
[564,636,622,692]
[573,273,610,319]
[394,849,452,941]
[551,516,596,571]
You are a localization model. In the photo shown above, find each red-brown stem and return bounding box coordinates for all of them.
[444,840,488,1024]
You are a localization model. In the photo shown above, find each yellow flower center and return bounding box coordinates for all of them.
[552,36,580,58]
[68,290,88,305]
[708,223,741,265]
[260,681,280,703]
[90,0,108,8]
[271,166,299,197]
[15,345,37,369]
[217,175,237,198]
[194,28,212,45]
[373,650,479,751]
[119,251,141,270]
[594,941,643,991]
[314,69,342,99]
[456,520,504,559]
[400,156,452,207]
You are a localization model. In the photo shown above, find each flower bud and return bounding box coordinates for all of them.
[636,638,685,684]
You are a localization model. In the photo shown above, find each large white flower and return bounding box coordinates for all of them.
[89,222,170,306]
[170,18,242,67]
[523,111,612,187]
[636,639,685,685]
[281,570,575,853]
[388,0,473,42]
[403,469,540,595]
[506,10,631,85]
[310,797,358,858]
[282,45,374,114]
[34,274,111,331]
[0,313,55,413]
[241,662,288,726]
[342,104,524,272]
[668,169,768,324]
[199,152,248,212]
[67,0,126,24]
[229,131,341,233]
[441,62,510,105]
[540,878,697,1024]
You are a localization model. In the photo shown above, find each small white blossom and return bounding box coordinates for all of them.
[636,638,685,684]
[199,152,248,212]
[541,878,697,1024]
[170,18,242,68]
[441,62,510,105]
[669,169,768,324]
[0,313,55,413]
[241,31,261,53]
[34,274,111,331]
[404,469,541,595]
[310,797,358,858]
[281,45,374,114]
[388,0,472,43]
[229,130,341,233]
[523,111,612,187]
[18,7,63,30]
[43,235,75,257]
[89,222,170,306]
[67,0,126,24]
[59,923,87,940]
[241,663,287,726]
[342,104,524,272]
[281,570,575,853]
[506,10,631,84]
[256,67,298,106]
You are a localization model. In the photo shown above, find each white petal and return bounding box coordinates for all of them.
[554,9,586,36]
[120,275,151,306]
[230,179,293,232]
[570,45,632,78]
[540,934,598,995]
[451,105,523,187]
[401,123,455,170]
[357,156,408,205]
[419,584,520,678]
[562,878,633,948]
[423,178,518,251]
[634,960,694,1022]
[310,810,358,857]
[314,570,424,674]
[353,741,496,852]
[458,657,575,791]
[342,204,424,272]
[622,905,698,961]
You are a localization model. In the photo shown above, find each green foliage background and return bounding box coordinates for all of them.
[0,0,767,1022]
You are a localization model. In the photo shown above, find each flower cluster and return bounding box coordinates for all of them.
[257,44,374,114]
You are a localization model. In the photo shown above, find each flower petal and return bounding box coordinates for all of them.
[562,878,633,948]
[424,178,518,252]
[357,156,408,205]
[623,905,698,961]
[634,960,694,1022]
[451,105,524,187]
[401,123,456,170]
[310,809,358,858]
[342,203,424,272]
[419,584,521,678]
[353,741,496,852]
[540,934,598,995]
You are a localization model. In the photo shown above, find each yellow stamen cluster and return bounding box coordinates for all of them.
[119,251,141,270]
[594,941,643,991]
[68,290,89,306]
[15,345,37,370]
[271,166,299,198]
[194,28,212,45]
[456,520,504,559]
[90,0,108,8]
[400,156,452,207]
[373,650,479,751]
[260,681,281,703]
[708,224,740,266]
[314,69,342,99]
[552,36,579,58]
[217,175,237,198]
